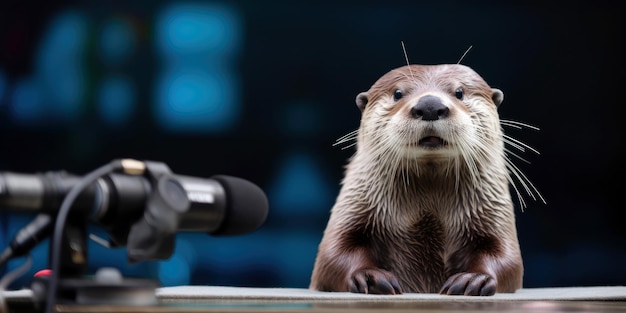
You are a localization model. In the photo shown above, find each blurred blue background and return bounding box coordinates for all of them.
[0,0,624,290]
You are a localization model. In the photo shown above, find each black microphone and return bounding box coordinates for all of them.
[0,167,269,260]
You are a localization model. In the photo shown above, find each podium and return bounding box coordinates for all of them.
[4,285,626,312]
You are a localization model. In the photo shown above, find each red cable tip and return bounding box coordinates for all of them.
[34,269,52,277]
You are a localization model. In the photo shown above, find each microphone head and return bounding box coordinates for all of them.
[210,175,269,235]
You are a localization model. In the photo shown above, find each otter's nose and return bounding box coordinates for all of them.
[411,95,450,121]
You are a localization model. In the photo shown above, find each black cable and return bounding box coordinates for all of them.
[44,160,123,313]
[0,211,8,270]
[0,254,33,313]
[0,248,11,268]
[0,214,53,268]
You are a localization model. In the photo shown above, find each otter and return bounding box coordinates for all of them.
[309,64,533,296]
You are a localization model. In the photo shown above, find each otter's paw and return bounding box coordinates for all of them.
[349,268,403,295]
[439,272,496,296]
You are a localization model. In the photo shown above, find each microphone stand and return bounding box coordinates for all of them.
[30,159,192,312]
[41,215,160,309]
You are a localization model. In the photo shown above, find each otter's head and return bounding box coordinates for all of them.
[355,64,504,166]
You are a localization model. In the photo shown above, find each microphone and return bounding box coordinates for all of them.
[0,166,269,261]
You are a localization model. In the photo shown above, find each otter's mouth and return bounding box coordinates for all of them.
[418,136,447,148]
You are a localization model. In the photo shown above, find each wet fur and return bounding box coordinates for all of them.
[309,64,524,296]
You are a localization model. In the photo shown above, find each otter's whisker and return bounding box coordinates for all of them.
[503,134,540,155]
[401,41,413,71]
[500,122,522,130]
[335,129,359,142]
[503,137,528,153]
[401,41,422,88]
[457,45,473,64]
[334,129,359,149]
[339,142,357,150]
[500,119,540,131]
[457,134,482,188]
[505,155,546,206]
[505,170,527,211]
[504,148,532,165]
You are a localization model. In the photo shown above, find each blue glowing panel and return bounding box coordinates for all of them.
[180,232,278,286]
[35,11,87,62]
[32,10,87,123]
[156,238,196,286]
[97,76,136,127]
[154,67,238,133]
[155,4,241,57]
[98,18,135,66]
[153,3,242,133]
[271,232,322,287]
[267,152,335,216]
[158,254,190,287]
[9,79,44,124]
[41,67,85,122]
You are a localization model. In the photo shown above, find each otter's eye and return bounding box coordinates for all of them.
[455,88,464,100]
[393,89,403,101]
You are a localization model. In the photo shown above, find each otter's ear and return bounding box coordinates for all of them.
[356,92,369,112]
[492,88,504,107]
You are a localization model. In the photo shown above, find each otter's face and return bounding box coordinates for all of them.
[356,64,504,162]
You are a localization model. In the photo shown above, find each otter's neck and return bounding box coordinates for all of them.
[341,150,511,216]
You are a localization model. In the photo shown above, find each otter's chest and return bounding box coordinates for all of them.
[367,212,448,292]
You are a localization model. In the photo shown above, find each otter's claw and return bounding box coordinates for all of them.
[349,268,403,295]
[440,272,496,296]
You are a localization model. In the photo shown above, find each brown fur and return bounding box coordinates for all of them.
[309,64,523,296]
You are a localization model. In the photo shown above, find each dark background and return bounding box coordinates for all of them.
[0,0,624,290]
